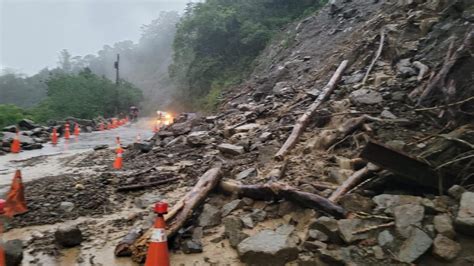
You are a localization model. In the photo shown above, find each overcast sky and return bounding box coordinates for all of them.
[0,0,194,75]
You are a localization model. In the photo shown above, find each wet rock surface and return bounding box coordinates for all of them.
[54,225,83,247]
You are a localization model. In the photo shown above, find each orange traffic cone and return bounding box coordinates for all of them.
[113,137,123,169]
[145,202,170,266]
[4,170,28,217]
[64,123,71,139]
[153,124,159,133]
[73,123,80,136]
[51,128,58,145]
[10,130,21,153]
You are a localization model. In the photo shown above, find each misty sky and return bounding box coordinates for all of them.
[0,0,195,75]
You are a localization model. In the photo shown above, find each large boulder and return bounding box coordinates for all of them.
[4,239,23,266]
[223,216,249,247]
[54,225,83,247]
[186,131,213,146]
[433,214,456,239]
[397,228,432,263]
[455,192,474,236]
[2,125,17,133]
[198,204,221,228]
[393,204,425,238]
[18,119,38,130]
[218,143,245,156]
[432,234,461,261]
[237,229,298,266]
[1,132,35,145]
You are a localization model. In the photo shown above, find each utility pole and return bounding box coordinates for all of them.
[114,54,120,115]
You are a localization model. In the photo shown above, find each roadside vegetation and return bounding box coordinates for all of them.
[170,0,327,110]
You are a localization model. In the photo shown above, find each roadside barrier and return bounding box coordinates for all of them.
[145,202,170,266]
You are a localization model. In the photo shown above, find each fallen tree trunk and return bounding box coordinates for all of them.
[274,60,349,160]
[128,166,222,262]
[116,176,180,192]
[328,165,379,203]
[219,180,347,218]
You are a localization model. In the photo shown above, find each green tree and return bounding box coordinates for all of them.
[170,0,326,109]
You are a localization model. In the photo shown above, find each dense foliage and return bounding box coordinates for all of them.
[0,104,31,129]
[34,69,143,122]
[170,0,326,109]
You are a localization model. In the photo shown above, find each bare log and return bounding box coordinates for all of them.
[328,165,378,203]
[116,177,180,192]
[274,60,349,160]
[362,28,385,85]
[219,180,347,218]
[129,166,222,262]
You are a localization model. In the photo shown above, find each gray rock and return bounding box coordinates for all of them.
[397,228,432,263]
[187,131,213,146]
[372,194,423,214]
[235,123,260,133]
[1,132,35,145]
[55,225,83,247]
[307,229,329,242]
[259,132,272,142]
[394,204,424,238]
[236,168,256,180]
[339,194,374,213]
[455,192,474,236]
[18,119,38,130]
[381,110,397,119]
[448,185,466,200]
[2,125,17,133]
[343,72,364,84]
[434,214,455,239]
[273,81,290,95]
[198,204,221,228]
[237,230,299,266]
[275,224,295,236]
[338,219,371,243]
[309,216,341,243]
[250,209,267,222]
[432,234,461,261]
[4,239,23,266]
[221,200,243,217]
[373,246,385,260]
[218,143,245,156]
[223,216,249,247]
[350,89,383,105]
[93,144,109,151]
[378,230,394,247]
[241,214,255,229]
[59,202,75,212]
[23,143,43,150]
[181,239,203,254]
